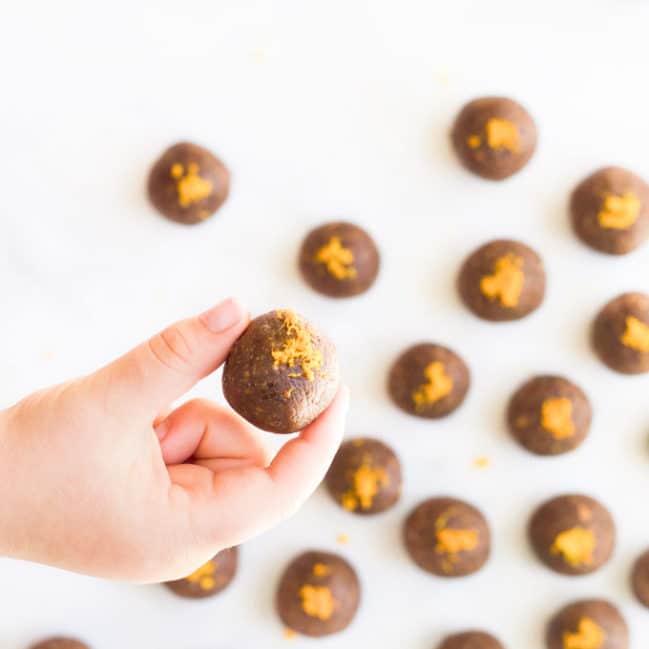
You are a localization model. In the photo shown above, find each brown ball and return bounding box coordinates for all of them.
[631,548,649,608]
[507,375,592,456]
[571,166,649,255]
[276,550,360,637]
[388,343,470,418]
[546,600,628,649]
[29,641,89,649]
[404,497,491,577]
[164,547,238,599]
[592,292,649,374]
[325,438,402,515]
[437,631,504,649]
[299,222,380,297]
[458,239,545,321]
[451,96,537,180]
[223,310,339,433]
[529,494,615,576]
[148,142,230,224]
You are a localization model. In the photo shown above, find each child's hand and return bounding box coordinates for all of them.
[0,298,349,583]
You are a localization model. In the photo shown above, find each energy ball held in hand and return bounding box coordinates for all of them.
[164,547,238,599]
[299,221,380,298]
[276,550,360,637]
[222,310,339,433]
[529,494,615,576]
[325,438,402,515]
[458,239,545,321]
[592,292,649,374]
[388,343,470,418]
[451,96,537,180]
[571,166,649,255]
[148,142,230,224]
[507,375,592,456]
[546,600,628,649]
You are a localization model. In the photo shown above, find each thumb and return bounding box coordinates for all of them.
[94,297,249,419]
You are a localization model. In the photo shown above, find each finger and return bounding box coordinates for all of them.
[186,386,349,546]
[155,398,267,467]
[93,297,249,420]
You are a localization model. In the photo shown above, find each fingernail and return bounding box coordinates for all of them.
[155,419,170,441]
[201,297,246,333]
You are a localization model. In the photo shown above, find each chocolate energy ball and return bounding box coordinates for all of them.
[437,631,504,649]
[223,310,339,433]
[325,438,402,515]
[507,375,592,456]
[276,550,360,637]
[631,548,649,608]
[388,343,470,419]
[164,547,238,599]
[299,222,380,298]
[592,292,649,374]
[29,641,89,649]
[546,600,628,649]
[571,167,649,255]
[458,239,545,321]
[404,497,491,577]
[148,142,230,224]
[451,96,537,180]
[529,494,615,576]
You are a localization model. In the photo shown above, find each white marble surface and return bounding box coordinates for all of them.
[1,0,649,646]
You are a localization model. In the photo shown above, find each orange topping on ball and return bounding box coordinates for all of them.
[170,162,213,208]
[299,585,335,620]
[480,253,524,307]
[314,236,357,280]
[541,398,575,439]
[271,311,323,380]
[434,509,479,558]
[598,192,640,230]
[185,559,218,591]
[312,563,331,577]
[621,315,649,352]
[562,618,605,649]
[341,463,390,511]
[550,527,596,568]
[435,528,479,555]
[485,118,520,152]
[412,362,453,410]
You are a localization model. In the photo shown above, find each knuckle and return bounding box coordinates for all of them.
[148,325,193,372]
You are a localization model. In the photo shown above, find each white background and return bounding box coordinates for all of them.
[1,0,649,646]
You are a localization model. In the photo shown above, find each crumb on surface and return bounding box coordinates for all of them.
[473,456,490,468]
[336,533,349,545]
[284,628,297,640]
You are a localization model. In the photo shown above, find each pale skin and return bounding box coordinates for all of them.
[0,297,349,583]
